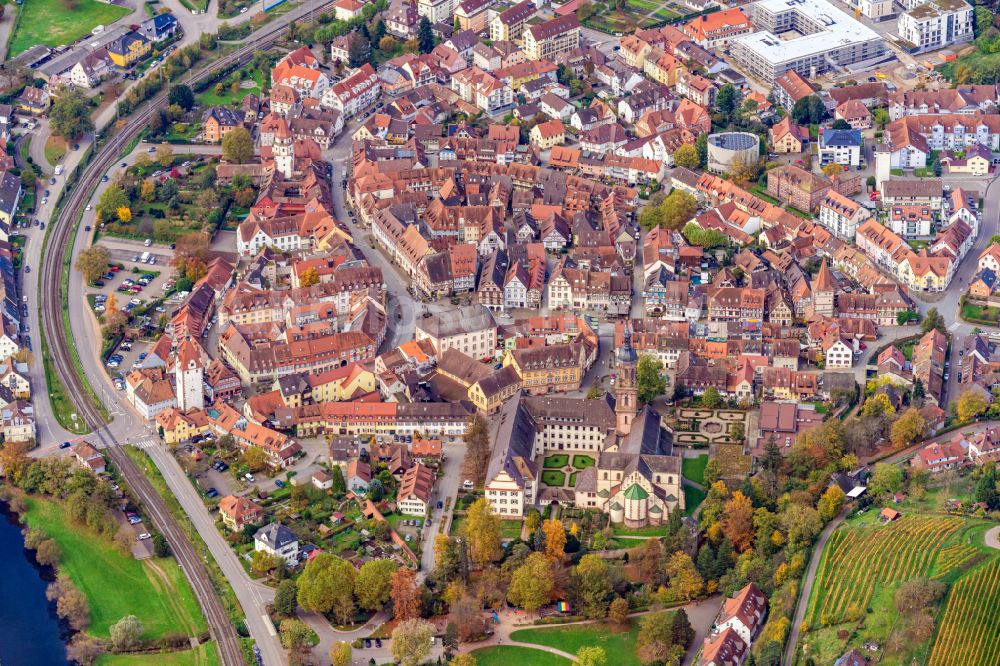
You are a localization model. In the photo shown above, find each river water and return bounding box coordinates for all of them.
[0,502,69,665]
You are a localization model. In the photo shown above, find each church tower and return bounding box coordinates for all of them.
[615,326,639,436]
[273,119,294,179]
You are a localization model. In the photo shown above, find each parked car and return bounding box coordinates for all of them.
[59,442,71,449]
[137,533,151,540]
[245,473,255,482]
[275,479,285,488]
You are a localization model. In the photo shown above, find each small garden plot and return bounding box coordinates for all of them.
[572,455,596,469]
[541,470,567,487]
[544,454,569,469]
[568,472,578,487]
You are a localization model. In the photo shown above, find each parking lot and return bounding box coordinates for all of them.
[85,250,177,382]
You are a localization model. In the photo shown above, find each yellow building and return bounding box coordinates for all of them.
[156,408,211,444]
[108,32,151,68]
[468,368,522,414]
[503,343,585,395]
[530,119,566,150]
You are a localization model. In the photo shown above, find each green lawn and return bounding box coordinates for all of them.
[195,64,266,108]
[543,455,569,469]
[571,455,595,470]
[962,303,1000,323]
[501,519,523,538]
[569,472,578,487]
[96,642,220,665]
[681,455,708,485]
[610,524,668,537]
[511,622,642,666]
[44,136,66,168]
[683,485,706,516]
[23,497,208,639]
[541,470,566,486]
[471,646,572,666]
[8,0,130,56]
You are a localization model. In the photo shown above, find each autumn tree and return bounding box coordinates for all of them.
[299,267,320,287]
[608,597,629,626]
[638,190,697,231]
[921,307,946,334]
[297,553,357,623]
[701,386,722,409]
[463,413,491,481]
[0,440,33,484]
[957,390,988,422]
[222,126,255,163]
[666,551,703,601]
[391,618,435,666]
[140,178,156,202]
[861,392,895,417]
[449,593,487,641]
[637,355,666,404]
[574,554,613,619]
[817,485,846,522]
[156,144,173,168]
[108,615,143,652]
[508,552,554,611]
[721,490,755,552]
[452,655,477,666]
[673,144,700,169]
[171,231,210,276]
[75,245,111,283]
[891,407,926,448]
[577,646,608,666]
[821,163,844,178]
[251,550,280,576]
[95,184,129,223]
[464,498,502,568]
[869,462,904,497]
[243,446,268,472]
[49,85,94,140]
[637,611,684,666]
[330,641,352,666]
[542,519,566,560]
[354,558,397,611]
[729,153,762,186]
[390,566,422,620]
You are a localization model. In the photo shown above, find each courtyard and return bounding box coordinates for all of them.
[540,454,597,490]
[671,409,748,448]
[582,0,688,33]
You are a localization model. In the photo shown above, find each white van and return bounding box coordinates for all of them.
[140,251,150,264]
[54,164,64,176]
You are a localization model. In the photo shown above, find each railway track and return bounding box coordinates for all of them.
[38,7,335,663]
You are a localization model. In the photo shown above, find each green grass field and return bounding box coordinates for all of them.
[96,642,220,665]
[195,65,266,108]
[683,486,706,516]
[8,0,130,56]
[44,136,66,168]
[681,455,708,485]
[511,622,642,666]
[471,646,572,666]
[23,497,207,639]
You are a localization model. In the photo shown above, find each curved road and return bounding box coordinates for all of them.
[38,4,340,664]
